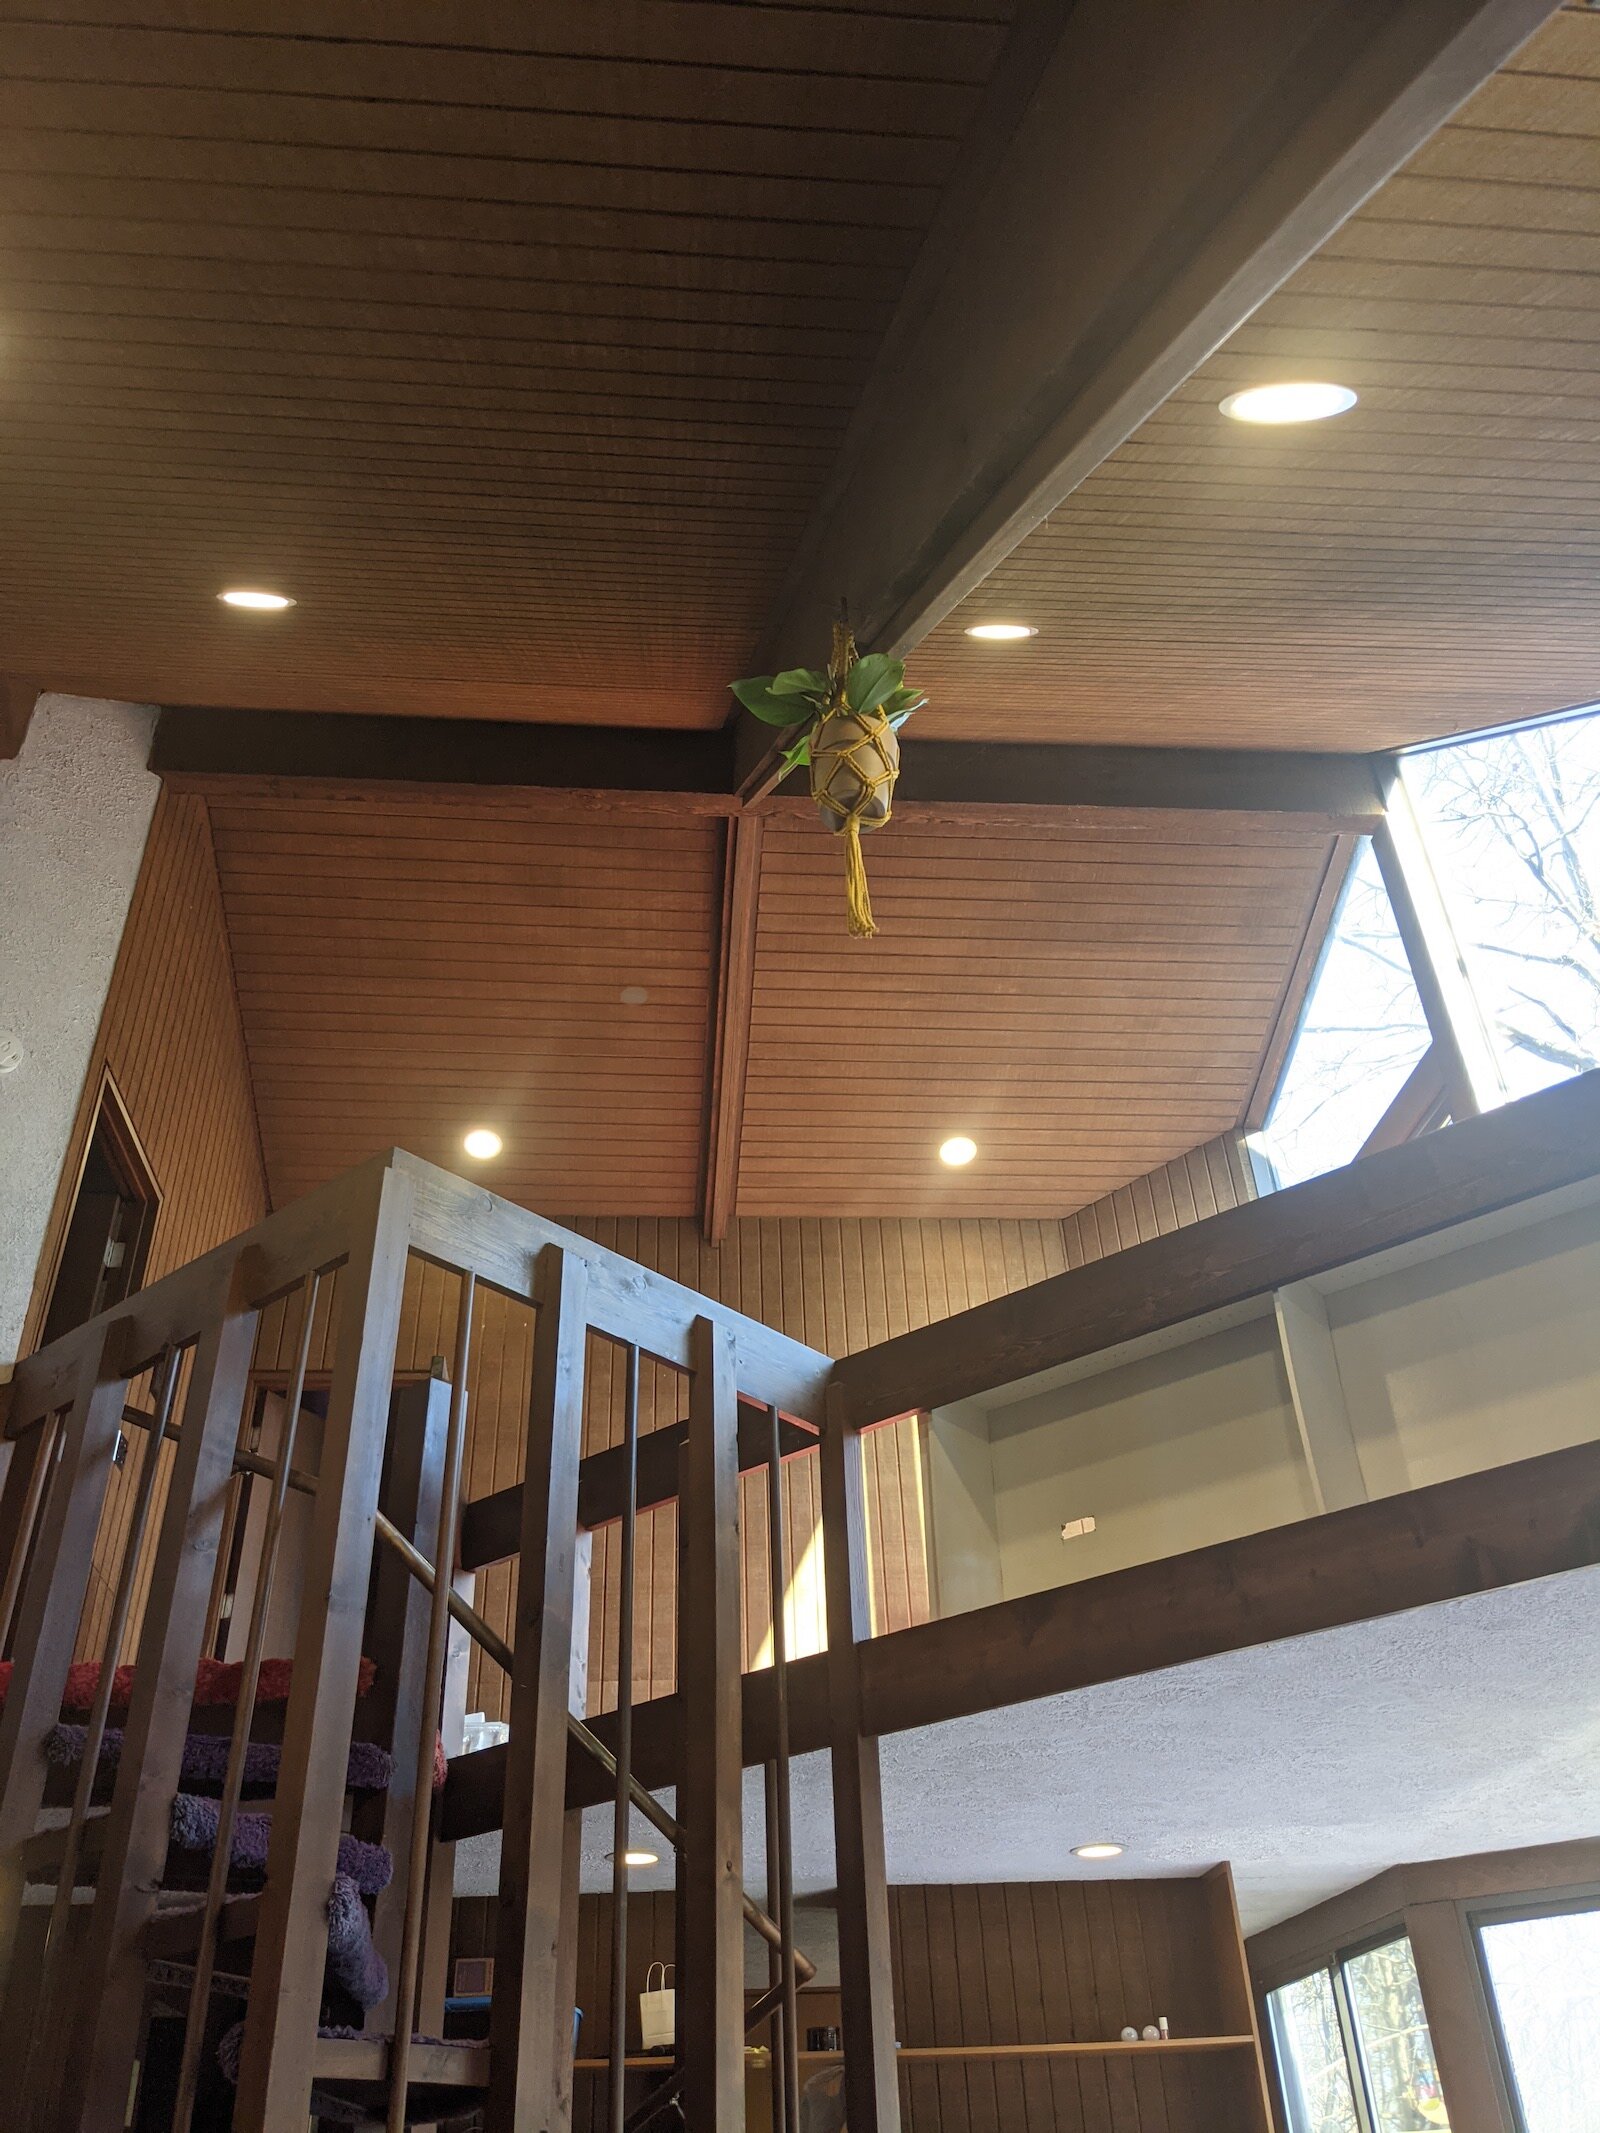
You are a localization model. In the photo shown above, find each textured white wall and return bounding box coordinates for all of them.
[0,693,159,1366]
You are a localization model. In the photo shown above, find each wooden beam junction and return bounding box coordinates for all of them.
[752,0,1557,686]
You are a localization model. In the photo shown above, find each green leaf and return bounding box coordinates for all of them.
[886,685,926,715]
[845,652,903,715]
[887,709,916,731]
[771,666,830,697]
[730,675,815,726]
[780,733,813,774]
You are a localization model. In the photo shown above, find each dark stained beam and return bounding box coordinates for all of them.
[833,1068,1600,1425]
[458,1400,818,1570]
[151,704,735,799]
[748,0,1556,728]
[896,743,1384,825]
[442,1429,1600,1840]
[152,702,1386,823]
[701,812,765,1243]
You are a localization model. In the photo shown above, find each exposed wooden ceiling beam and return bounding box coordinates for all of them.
[152,706,1384,823]
[151,704,734,797]
[701,811,766,1243]
[833,1065,1600,1424]
[440,1427,1600,1838]
[744,0,1557,766]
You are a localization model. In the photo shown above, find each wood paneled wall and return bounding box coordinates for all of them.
[34,790,268,1660]
[1060,1131,1258,1268]
[453,1872,1271,2133]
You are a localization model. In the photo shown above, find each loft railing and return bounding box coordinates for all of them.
[0,1148,890,2133]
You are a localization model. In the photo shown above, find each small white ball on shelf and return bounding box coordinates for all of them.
[1119,2028,1138,2042]
[1141,2026,1161,2042]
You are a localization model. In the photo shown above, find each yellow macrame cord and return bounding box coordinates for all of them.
[809,621,900,938]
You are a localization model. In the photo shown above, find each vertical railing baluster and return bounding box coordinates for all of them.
[0,1412,61,1659]
[386,1271,475,2133]
[20,1345,179,2127]
[609,1340,641,2133]
[170,1273,318,2133]
[767,1401,801,2133]
[765,1759,788,2133]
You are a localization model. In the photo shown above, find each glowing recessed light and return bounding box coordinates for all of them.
[1073,1842,1125,1861]
[1218,382,1356,425]
[218,587,296,611]
[462,1128,503,1160]
[964,622,1037,642]
[607,1849,660,1869]
[620,985,649,1006]
[939,1135,978,1168]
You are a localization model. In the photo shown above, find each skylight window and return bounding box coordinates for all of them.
[1255,841,1431,1187]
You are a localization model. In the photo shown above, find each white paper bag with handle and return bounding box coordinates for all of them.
[640,1961,675,2051]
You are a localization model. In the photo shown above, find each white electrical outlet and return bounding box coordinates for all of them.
[1059,1515,1097,1542]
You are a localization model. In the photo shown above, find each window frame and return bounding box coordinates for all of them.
[1266,1925,1446,2133]
[1468,1888,1600,2133]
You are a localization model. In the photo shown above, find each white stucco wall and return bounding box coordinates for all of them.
[0,693,159,1367]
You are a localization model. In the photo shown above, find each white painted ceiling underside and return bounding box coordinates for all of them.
[456,1565,1600,1939]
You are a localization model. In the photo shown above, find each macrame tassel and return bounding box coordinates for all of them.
[841,814,877,938]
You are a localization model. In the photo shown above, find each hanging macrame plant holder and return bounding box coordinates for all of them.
[729,614,925,939]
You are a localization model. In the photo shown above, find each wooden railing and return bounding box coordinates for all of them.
[0,1148,880,2133]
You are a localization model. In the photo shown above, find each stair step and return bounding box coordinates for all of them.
[142,1892,262,1958]
[20,1810,109,1884]
[311,2034,490,2092]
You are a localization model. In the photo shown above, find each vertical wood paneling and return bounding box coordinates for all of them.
[885,1878,1270,2133]
[39,791,267,1663]
[1059,1132,1257,1272]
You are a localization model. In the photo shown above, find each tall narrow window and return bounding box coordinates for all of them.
[1342,1934,1450,2132]
[38,1075,160,1347]
[1477,1899,1600,2133]
[1267,1967,1361,2133]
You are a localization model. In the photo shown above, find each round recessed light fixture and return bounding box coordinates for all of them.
[1218,381,1356,426]
[1073,1842,1125,1861]
[964,622,1037,642]
[462,1128,503,1160]
[607,1849,660,1869]
[939,1135,978,1168]
[219,587,296,611]
[620,985,649,1006]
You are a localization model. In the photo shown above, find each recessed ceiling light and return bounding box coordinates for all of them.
[218,587,296,611]
[1218,382,1356,425]
[607,1849,660,1869]
[462,1128,503,1160]
[1073,1842,1125,1861]
[620,985,649,1006]
[939,1135,978,1167]
[964,622,1037,642]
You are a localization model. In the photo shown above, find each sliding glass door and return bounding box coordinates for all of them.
[1477,1900,1600,2133]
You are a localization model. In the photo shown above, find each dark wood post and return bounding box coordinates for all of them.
[55,1257,261,2130]
[678,1315,745,2129]
[233,1165,415,2130]
[488,1245,590,2133]
[820,1382,902,2133]
[364,1372,454,2024]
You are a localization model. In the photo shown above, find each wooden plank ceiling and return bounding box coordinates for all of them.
[0,0,1013,725]
[913,6,1600,752]
[207,787,1335,1217]
[206,788,721,1210]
